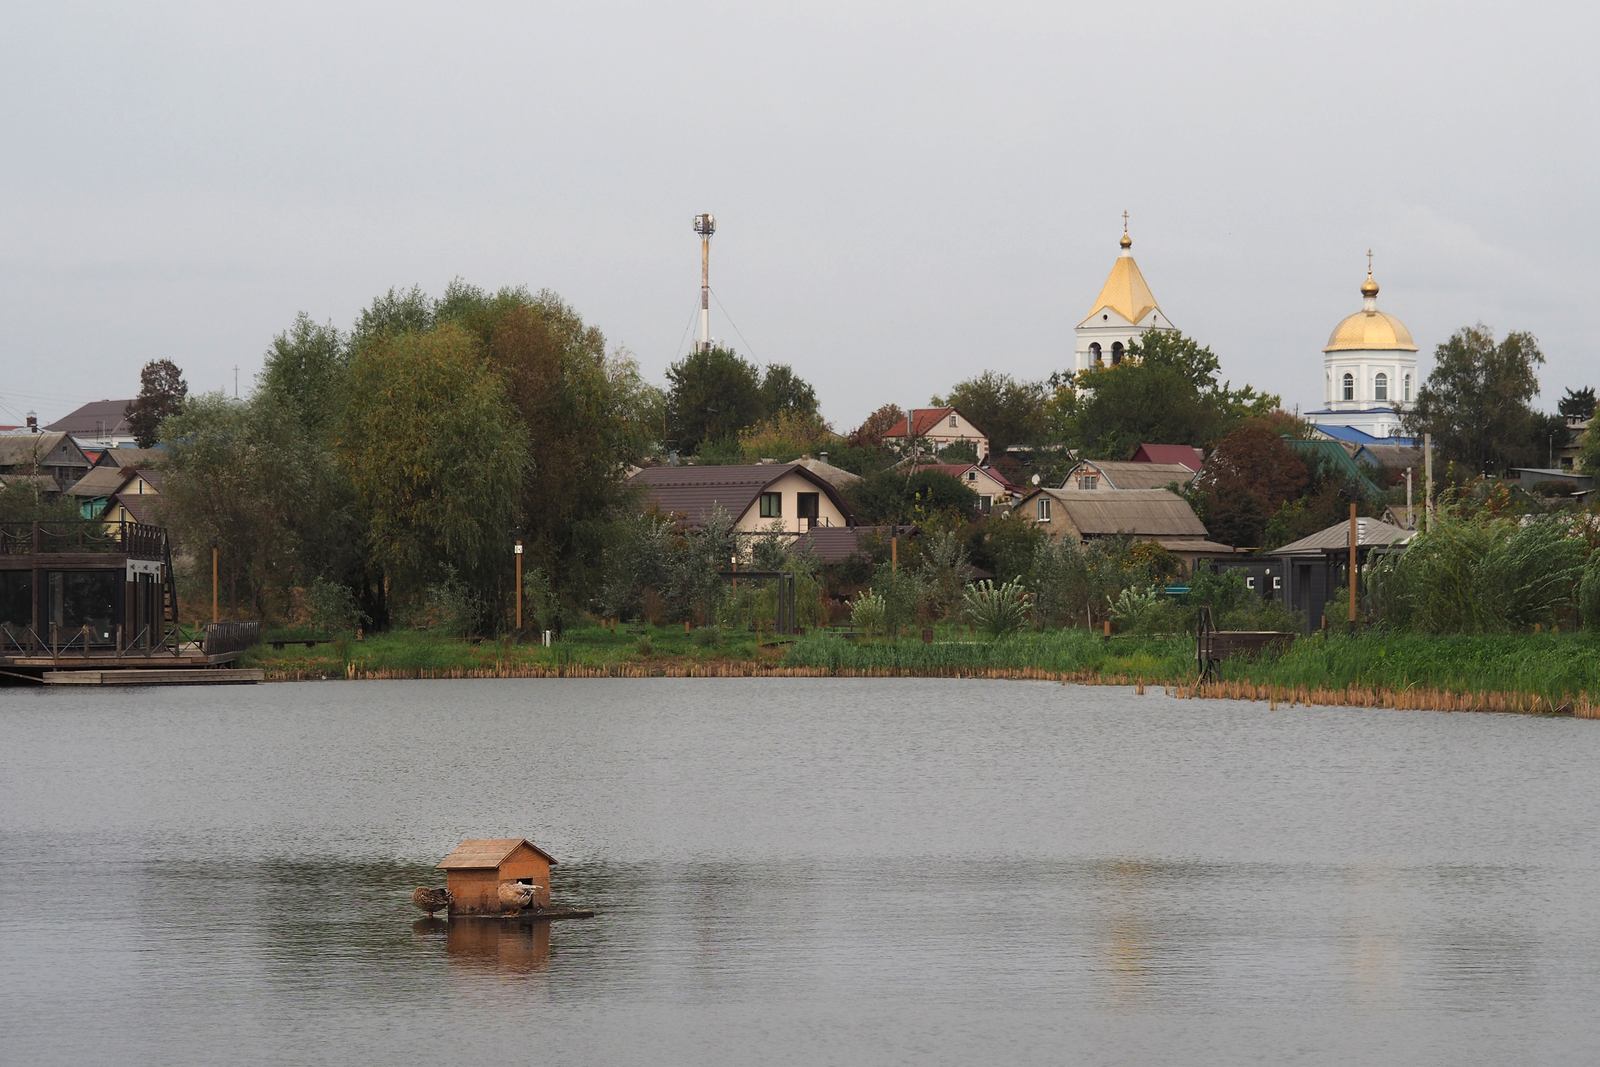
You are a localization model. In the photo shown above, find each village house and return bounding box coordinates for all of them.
[100,469,165,531]
[45,399,139,450]
[0,432,94,492]
[627,462,852,536]
[1060,458,1197,492]
[881,407,990,462]
[1274,517,1413,632]
[904,462,1020,512]
[1012,487,1233,572]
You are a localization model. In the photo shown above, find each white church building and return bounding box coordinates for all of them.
[1304,260,1420,443]
[1072,224,1176,373]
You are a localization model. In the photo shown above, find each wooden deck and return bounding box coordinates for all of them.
[39,667,264,686]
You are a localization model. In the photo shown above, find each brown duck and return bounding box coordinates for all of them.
[411,886,453,917]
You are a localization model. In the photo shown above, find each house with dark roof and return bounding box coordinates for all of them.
[627,462,853,535]
[1273,517,1413,632]
[1129,443,1204,471]
[1061,459,1197,492]
[880,407,989,461]
[46,399,139,448]
[0,432,93,491]
[1012,487,1232,572]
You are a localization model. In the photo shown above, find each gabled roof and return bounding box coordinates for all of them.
[0,432,88,469]
[627,463,853,528]
[1130,443,1203,472]
[46,399,136,437]
[437,837,558,869]
[1020,488,1209,538]
[1065,460,1196,491]
[793,456,863,487]
[1307,423,1418,448]
[0,474,59,492]
[906,463,1020,492]
[1273,518,1412,556]
[882,407,983,439]
[102,446,166,469]
[1284,438,1383,500]
[66,466,128,498]
[1352,443,1423,472]
[109,493,164,525]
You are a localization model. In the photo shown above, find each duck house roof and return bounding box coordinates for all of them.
[436,837,558,870]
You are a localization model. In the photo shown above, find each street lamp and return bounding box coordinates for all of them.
[513,536,524,632]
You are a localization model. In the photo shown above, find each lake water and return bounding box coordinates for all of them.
[3,678,1599,1064]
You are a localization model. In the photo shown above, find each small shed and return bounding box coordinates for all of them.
[437,838,557,914]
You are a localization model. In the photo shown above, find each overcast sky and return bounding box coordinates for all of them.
[3,1,1594,431]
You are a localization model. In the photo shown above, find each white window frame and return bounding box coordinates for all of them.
[1036,497,1051,522]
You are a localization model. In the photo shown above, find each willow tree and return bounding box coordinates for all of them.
[337,322,529,613]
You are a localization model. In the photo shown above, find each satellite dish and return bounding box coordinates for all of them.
[1030,474,1041,486]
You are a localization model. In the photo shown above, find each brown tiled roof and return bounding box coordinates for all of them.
[627,463,852,527]
[46,399,135,437]
[882,407,988,440]
[437,838,557,869]
[790,525,912,564]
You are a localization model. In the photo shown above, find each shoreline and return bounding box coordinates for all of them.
[254,659,1597,718]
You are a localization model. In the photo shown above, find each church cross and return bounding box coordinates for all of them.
[1122,210,1130,234]
[1366,248,1373,273]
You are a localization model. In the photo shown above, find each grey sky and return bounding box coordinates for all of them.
[3,1,1594,431]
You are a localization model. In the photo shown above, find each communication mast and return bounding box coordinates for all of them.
[692,212,716,352]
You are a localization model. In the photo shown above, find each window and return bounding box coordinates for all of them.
[967,471,977,481]
[1076,474,1098,490]
[979,495,993,513]
[1111,341,1125,366]
[1090,342,1102,365]
[1272,576,1282,591]
[1036,497,1051,522]
[1374,372,1388,402]
[759,492,781,518]
[1404,374,1412,402]
[948,414,957,428]
[1341,372,1354,401]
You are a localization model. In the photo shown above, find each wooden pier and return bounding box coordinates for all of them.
[40,667,264,686]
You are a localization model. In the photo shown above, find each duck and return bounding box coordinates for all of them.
[411,886,453,917]
[497,881,543,912]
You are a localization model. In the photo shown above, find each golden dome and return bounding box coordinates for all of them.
[1325,309,1417,352]
[1360,272,1379,297]
[1119,232,1132,249]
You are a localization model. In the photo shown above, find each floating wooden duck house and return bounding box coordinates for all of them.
[437,837,556,915]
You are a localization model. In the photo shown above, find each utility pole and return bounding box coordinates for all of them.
[1404,467,1414,530]
[1348,503,1358,630]
[211,543,219,624]
[693,213,716,352]
[1423,432,1434,532]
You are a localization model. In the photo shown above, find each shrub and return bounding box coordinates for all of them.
[1107,585,1167,632]
[305,577,367,635]
[963,579,1033,637]
[851,589,888,637]
[690,625,722,648]
[1581,554,1600,630]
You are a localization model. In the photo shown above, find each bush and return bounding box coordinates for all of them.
[409,574,480,637]
[1107,585,1173,632]
[963,579,1033,637]
[690,625,722,648]
[305,577,367,635]
[1581,554,1600,630]
[850,590,888,637]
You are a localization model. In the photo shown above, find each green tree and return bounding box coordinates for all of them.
[1052,331,1277,457]
[1404,325,1544,475]
[337,323,529,607]
[759,363,819,420]
[1578,425,1600,474]
[256,314,347,436]
[1558,386,1596,420]
[665,346,764,455]
[1194,422,1311,548]
[127,358,189,447]
[845,469,977,525]
[932,372,1047,455]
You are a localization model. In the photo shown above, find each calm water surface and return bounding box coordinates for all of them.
[2,678,1599,1064]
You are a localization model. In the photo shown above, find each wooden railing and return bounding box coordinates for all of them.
[0,520,167,560]
[203,620,261,655]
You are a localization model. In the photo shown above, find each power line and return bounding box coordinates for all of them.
[708,287,760,363]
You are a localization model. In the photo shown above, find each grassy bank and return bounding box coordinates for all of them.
[244,624,1600,716]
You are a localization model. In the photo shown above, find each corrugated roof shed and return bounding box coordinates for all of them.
[1272,518,1412,556]
[0,432,80,467]
[437,838,557,869]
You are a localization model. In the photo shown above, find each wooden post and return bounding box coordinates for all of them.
[514,539,523,631]
[1347,502,1358,630]
[1423,432,1434,532]
[211,543,219,624]
[891,535,898,573]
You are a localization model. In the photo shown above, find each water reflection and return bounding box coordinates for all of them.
[444,917,552,974]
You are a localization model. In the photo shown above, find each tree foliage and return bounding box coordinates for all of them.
[1404,325,1544,474]
[845,469,977,525]
[664,346,764,455]
[127,358,188,447]
[1558,386,1596,420]
[1194,422,1311,548]
[932,372,1047,454]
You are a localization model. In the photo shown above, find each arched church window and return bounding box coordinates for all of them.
[1374,373,1388,402]
[1090,342,1102,365]
[1341,373,1354,401]
[1404,375,1412,401]
[1111,342,1124,365]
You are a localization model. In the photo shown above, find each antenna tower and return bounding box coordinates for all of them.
[692,212,716,352]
